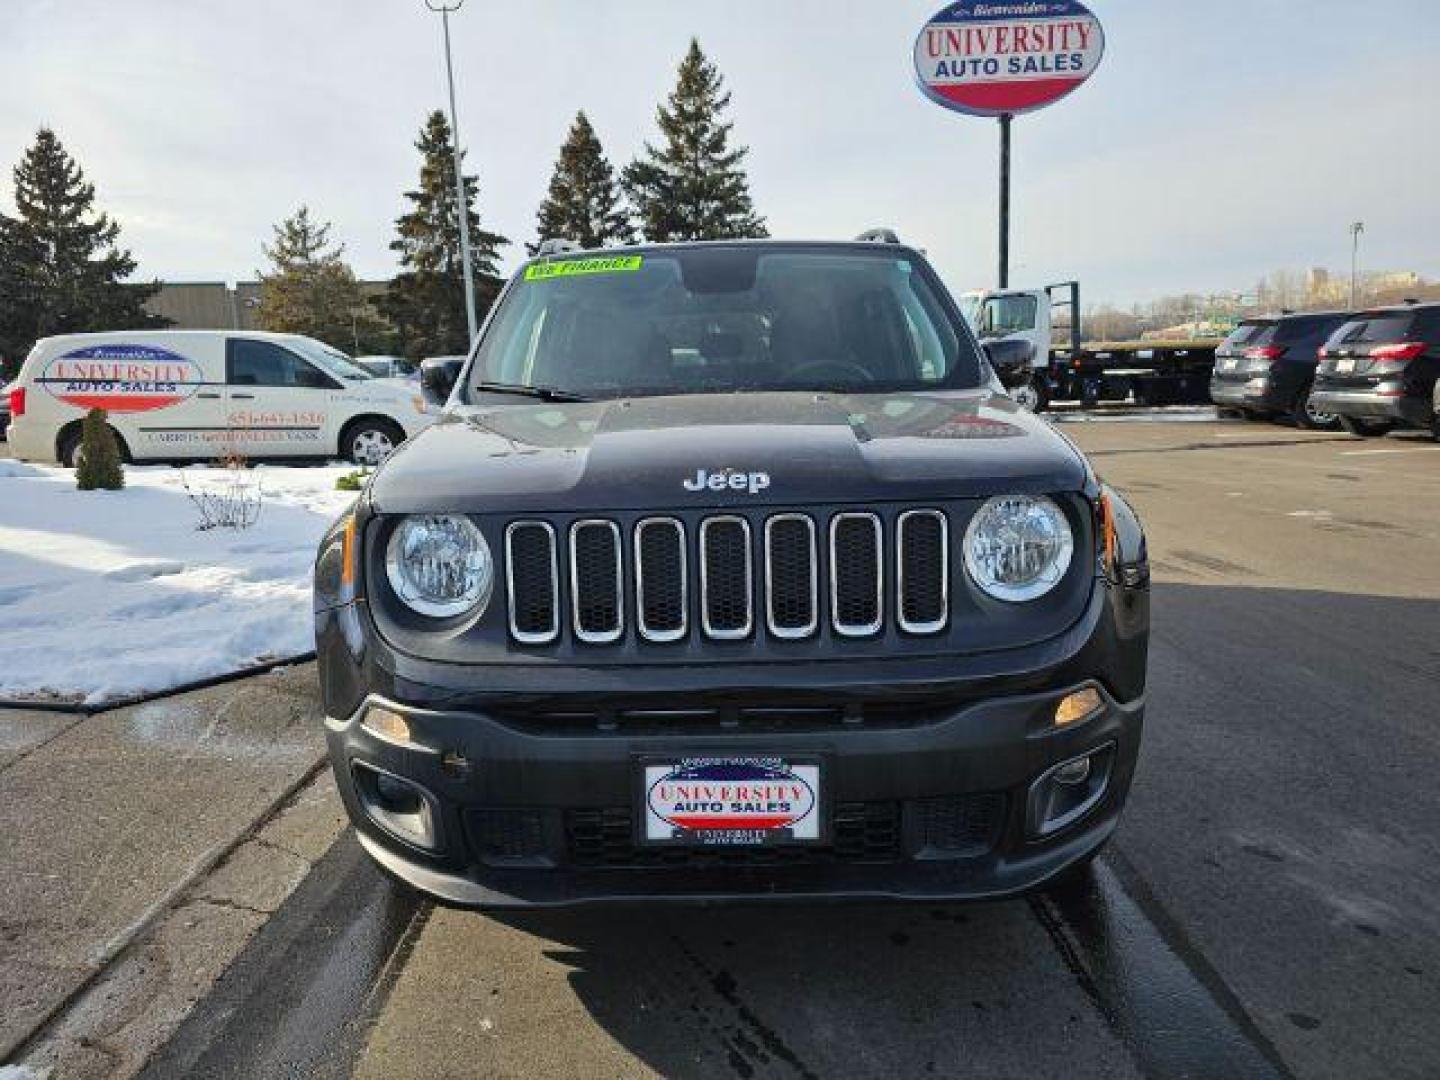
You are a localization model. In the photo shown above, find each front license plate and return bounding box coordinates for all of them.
[640,756,822,846]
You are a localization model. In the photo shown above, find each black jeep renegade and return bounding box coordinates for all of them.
[313,237,1150,906]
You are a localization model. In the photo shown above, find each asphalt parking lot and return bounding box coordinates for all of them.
[14,417,1440,1080]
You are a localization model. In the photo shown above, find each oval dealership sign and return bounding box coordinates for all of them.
[41,343,204,414]
[914,1,1105,117]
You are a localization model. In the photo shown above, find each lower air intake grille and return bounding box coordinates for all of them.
[565,802,902,868]
[911,793,1007,857]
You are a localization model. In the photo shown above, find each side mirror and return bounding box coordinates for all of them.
[420,357,463,405]
[982,339,1034,387]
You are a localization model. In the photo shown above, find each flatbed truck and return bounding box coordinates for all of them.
[962,282,1221,412]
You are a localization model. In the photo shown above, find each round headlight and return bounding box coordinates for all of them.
[963,495,1074,602]
[385,514,493,618]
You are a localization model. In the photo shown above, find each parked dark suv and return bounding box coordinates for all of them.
[313,236,1150,907]
[1210,311,1352,428]
[1311,302,1440,437]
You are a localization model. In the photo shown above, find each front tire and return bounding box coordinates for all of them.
[342,418,405,466]
[1338,415,1394,438]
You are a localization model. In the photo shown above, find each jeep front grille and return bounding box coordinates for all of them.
[569,520,623,644]
[699,516,753,639]
[830,513,883,637]
[507,509,952,647]
[765,514,818,638]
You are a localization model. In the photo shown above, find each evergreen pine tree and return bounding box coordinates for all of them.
[256,206,390,353]
[622,40,768,243]
[530,112,634,253]
[378,111,508,360]
[74,408,124,491]
[0,128,167,364]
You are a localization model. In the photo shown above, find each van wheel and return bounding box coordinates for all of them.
[58,425,131,468]
[342,418,405,466]
[1293,385,1340,430]
[1338,415,1394,438]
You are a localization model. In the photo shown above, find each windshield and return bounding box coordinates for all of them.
[293,339,373,380]
[976,294,1038,339]
[465,248,980,401]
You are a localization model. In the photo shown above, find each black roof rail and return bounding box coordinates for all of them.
[534,238,583,257]
[1402,297,1421,305]
[855,228,901,244]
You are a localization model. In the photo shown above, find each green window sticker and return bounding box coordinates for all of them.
[524,255,644,281]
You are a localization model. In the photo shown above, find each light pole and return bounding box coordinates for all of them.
[1349,221,1364,310]
[426,0,478,346]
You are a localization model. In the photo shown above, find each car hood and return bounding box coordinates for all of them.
[367,390,1090,515]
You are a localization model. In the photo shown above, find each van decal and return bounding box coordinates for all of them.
[39,344,205,413]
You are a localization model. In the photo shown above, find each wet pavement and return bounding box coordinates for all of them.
[21,419,1440,1078]
[0,663,326,1061]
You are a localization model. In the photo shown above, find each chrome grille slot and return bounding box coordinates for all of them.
[635,518,687,642]
[830,513,883,637]
[570,520,623,643]
[700,516,753,639]
[505,522,559,644]
[897,510,948,634]
[765,514,818,639]
[506,505,955,647]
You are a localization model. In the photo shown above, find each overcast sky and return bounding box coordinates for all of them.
[3,0,1437,306]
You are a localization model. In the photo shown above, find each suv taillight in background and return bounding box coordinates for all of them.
[1369,342,1426,362]
[7,386,23,418]
[1244,346,1285,363]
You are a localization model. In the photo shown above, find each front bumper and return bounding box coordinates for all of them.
[331,682,1142,907]
[1310,386,1432,426]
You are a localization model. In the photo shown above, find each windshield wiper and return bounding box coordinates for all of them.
[474,382,590,403]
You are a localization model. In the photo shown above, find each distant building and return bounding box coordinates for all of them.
[143,280,392,332]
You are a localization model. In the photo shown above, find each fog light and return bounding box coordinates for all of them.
[1026,743,1116,839]
[1054,687,1103,727]
[353,762,439,849]
[375,772,423,814]
[1053,758,1091,785]
[362,706,411,744]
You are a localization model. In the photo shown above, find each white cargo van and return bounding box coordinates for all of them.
[6,330,434,466]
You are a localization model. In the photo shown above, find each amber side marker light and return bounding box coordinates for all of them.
[340,515,358,588]
[1097,491,1117,570]
[363,706,412,744]
[1055,688,1103,727]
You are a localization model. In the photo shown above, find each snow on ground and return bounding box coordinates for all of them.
[0,459,356,704]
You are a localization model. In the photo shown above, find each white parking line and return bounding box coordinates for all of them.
[1338,447,1433,457]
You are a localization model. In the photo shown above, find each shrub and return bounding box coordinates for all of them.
[335,467,371,492]
[179,458,264,531]
[74,408,124,491]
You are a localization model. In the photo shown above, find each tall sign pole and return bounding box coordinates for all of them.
[427,0,479,347]
[914,1,1106,290]
[998,112,1012,288]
